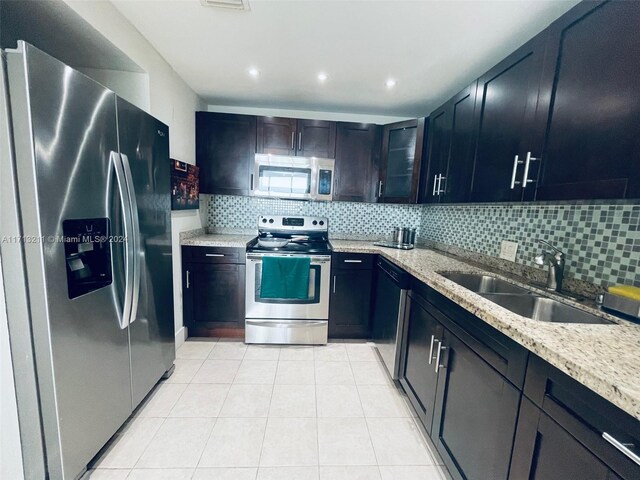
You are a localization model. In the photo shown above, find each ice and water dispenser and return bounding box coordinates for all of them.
[62,218,112,299]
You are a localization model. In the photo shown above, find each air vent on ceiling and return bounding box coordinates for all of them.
[200,0,250,10]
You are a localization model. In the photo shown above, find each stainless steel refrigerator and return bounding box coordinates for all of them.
[0,42,175,480]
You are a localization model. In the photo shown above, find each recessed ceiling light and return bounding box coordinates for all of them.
[386,78,397,88]
[248,67,260,77]
[317,72,328,82]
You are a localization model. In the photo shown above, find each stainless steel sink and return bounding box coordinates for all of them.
[440,272,531,295]
[481,294,613,325]
[440,271,613,325]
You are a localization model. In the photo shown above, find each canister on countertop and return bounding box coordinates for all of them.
[402,227,412,245]
[393,227,404,244]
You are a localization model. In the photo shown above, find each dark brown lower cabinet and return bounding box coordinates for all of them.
[431,328,521,480]
[510,355,640,480]
[328,253,374,339]
[182,246,245,337]
[510,398,621,480]
[399,292,443,434]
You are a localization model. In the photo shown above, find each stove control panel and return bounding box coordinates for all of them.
[258,215,328,232]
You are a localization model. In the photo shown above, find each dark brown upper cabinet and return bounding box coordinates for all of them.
[468,32,548,203]
[422,82,478,204]
[378,118,426,204]
[257,116,336,158]
[333,122,381,202]
[196,112,256,196]
[531,0,640,200]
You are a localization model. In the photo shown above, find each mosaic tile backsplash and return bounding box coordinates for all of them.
[204,194,639,288]
[420,202,640,288]
[204,195,422,239]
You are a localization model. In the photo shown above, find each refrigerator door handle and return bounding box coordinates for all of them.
[120,153,141,326]
[111,151,134,330]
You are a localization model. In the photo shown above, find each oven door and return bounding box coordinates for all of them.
[245,253,331,319]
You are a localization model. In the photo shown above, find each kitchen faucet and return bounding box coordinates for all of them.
[534,240,565,292]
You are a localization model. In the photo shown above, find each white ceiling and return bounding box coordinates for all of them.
[112,0,580,118]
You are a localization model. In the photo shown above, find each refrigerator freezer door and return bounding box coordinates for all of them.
[6,43,132,479]
[116,97,175,408]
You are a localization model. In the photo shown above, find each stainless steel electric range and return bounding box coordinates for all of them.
[245,215,332,345]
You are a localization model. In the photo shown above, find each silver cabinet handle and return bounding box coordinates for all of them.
[437,175,447,195]
[434,340,447,373]
[344,259,362,263]
[377,180,383,198]
[510,155,523,189]
[602,432,640,466]
[298,132,302,151]
[428,335,436,365]
[522,151,539,188]
[206,253,225,257]
[432,174,438,196]
[186,270,190,289]
[332,275,336,294]
[291,131,295,150]
[250,173,254,190]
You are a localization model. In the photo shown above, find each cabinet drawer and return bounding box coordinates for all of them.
[332,253,374,270]
[182,246,243,264]
[524,355,640,479]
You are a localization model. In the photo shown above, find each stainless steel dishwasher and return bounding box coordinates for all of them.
[371,256,412,380]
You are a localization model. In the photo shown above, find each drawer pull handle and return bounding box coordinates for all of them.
[428,334,436,365]
[602,432,640,466]
[434,340,447,373]
[186,270,190,289]
[205,253,225,257]
[344,259,362,263]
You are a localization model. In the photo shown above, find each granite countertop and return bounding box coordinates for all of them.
[180,234,640,421]
[331,239,640,422]
[181,233,256,248]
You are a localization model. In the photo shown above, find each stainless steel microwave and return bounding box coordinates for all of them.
[251,154,334,201]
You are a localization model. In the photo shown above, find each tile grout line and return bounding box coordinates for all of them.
[314,345,321,479]
[256,356,278,477]
[195,341,246,472]
[348,349,382,476]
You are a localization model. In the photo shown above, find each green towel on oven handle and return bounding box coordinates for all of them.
[260,256,311,300]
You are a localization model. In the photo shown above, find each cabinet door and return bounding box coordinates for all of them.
[469,33,547,202]
[196,112,256,195]
[432,329,521,480]
[533,1,640,200]
[380,118,426,203]
[329,268,373,339]
[442,83,478,203]
[334,122,379,202]
[296,119,336,158]
[256,116,297,155]
[510,398,618,480]
[184,262,245,336]
[422,106,451,204]
[400,294,443,433]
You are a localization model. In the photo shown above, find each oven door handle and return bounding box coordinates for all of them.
[246,320,327,328]
[246,253,331,264]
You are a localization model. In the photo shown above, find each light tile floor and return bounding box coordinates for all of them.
[85,339,448,480]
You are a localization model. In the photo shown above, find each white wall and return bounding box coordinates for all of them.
[207,104,409,125]
[65,0,205,347]
[78,67,150,112]
[0,256,25,480]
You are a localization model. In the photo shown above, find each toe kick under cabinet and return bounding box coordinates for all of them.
[399,277,640,480]
[182,246,246,337]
